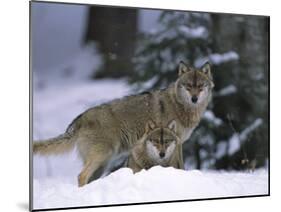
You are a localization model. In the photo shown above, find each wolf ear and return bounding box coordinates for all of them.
[168,120,177,133]
[201,61,212,77]
[178,61,190,76]
[145,120,156,133]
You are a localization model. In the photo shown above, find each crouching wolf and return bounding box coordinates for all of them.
[33,61,214,187]
[127,120,183,173]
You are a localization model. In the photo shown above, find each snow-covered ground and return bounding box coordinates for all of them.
[34,166,268,209]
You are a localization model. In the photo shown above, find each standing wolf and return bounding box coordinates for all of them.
[33,61,214,187]
[127,120,183,173]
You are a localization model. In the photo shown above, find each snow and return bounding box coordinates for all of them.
[228,118,263,155]
[228,133,241,155]
[209,51,239,64]
[139,10,161,33]
[215,141,228,159]
[240,118,263,142]
[178,26,208,39]
[203,110,223,126]
[217,85,237,96]
[216,118,263,159]
[149,25,208,45]
[33,166,268,209]
[195,51,239,67]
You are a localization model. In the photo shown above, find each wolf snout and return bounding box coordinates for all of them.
[159,152,165,158]
[191,96,198,103]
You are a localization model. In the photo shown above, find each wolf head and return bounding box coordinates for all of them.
[175,61,214,106]
[142,120,179,163]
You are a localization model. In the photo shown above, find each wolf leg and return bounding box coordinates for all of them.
[177,144,184,169]
[78,145,113,187]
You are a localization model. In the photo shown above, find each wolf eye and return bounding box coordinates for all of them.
[198,84,205,92]
[185,84,192,90]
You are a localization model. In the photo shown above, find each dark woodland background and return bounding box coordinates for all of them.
[33,3,269,171]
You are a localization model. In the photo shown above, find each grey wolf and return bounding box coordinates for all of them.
[126,120,183,173]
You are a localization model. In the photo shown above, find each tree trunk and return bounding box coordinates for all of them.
[84,6,138,78]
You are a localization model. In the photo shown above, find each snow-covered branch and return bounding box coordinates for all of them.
[228,118,263,155]
[195,51,239,67]
[216,118,263,158]
[216,85,237,97]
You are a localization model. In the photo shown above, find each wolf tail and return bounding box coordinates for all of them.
[33,134,75,155]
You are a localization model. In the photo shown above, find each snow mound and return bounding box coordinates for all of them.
[33,166,268,209]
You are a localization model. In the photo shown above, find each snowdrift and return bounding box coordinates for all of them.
[33,166,268,209]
